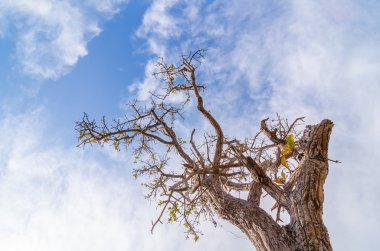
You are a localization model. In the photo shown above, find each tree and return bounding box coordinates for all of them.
[76,50,334,251]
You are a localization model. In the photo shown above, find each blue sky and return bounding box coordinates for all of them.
[1,0,380,250]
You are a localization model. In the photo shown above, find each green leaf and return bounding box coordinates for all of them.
[168,205,177,222]
[285,134,295,149]
[113,141,119,151]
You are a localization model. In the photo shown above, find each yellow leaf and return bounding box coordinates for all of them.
[90,139,97,143]
[80,133,91,139]
[281,145,293,156]
[281,155,288,167]
[273,177,285,185]
[281,170,286,179]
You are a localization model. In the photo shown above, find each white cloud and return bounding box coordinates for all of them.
[2,0,377,249]
[0,107,253,250]
[137,0,180,40]
[134,1,380,250]
[0,108,133,250]
[84,0,127,15]
[128,60,160,100]
[0,0,128,79]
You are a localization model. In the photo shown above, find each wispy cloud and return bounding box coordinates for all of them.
[134,1,380,250]
[0,107,135,250]
[0,107,254,250]
[0,0,128,79]
[2,0,377,250]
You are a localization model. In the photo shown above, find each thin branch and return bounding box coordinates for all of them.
[261,118,286,145]
[151,192,173,234]
[189,65,224,166]
[328,158,341,163]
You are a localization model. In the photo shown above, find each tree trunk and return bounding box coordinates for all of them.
[205,119,334,251]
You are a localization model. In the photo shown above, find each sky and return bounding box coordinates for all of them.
[0,0,379,250]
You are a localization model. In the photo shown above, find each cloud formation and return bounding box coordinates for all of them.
[1,1,379,250]
[134,1,380,250]
[0,107,254,250]
[0,108,133,250]
[0,0,128,79]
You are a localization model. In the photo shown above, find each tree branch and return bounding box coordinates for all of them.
[150,109,193,164]
[203,177,293,250]
[261,118,286,145]
[247,182,261,206]
[231,145,288,206]
[188,65,224,166]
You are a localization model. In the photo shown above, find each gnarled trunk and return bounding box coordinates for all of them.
[205,119,333,251]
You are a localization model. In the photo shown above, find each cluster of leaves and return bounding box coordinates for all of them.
[273,134,296,185]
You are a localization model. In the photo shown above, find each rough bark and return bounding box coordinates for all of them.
[205,119,334,251]
[287,119,333,251]
[205,179,295,251]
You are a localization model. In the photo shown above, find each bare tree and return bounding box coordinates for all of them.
[76,50,334,251]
